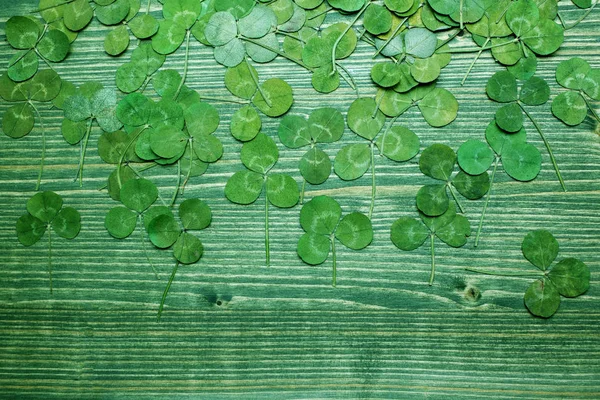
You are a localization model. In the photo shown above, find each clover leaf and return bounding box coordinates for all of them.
[463,121,542,247]
[224,133,299,266]
[416,143,490,217]
[391,203,471,285]
[467,230,590,318]
[334,99,420,218]
[146,198,212,320]
[16,191,81,292]
[297,195,373,286]
[1,69,62,190]
[278,107,345,202]
[486,71,565,191]
[552,57,600,126]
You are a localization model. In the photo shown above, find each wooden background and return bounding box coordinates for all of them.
[1,1,599,398]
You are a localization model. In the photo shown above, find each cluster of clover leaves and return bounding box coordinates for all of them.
[2,0,598,319]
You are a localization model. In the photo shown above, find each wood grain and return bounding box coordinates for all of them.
[0,1,599,398]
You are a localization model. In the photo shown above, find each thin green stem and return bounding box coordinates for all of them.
[335,62,357,93]
[117,126,147,189]
[170,160,181,207]
[379,116,399,156]
[372,17,407,58]
[447,183,465,214]
[518,103,566,191]
[276,29,305,43]
[265,193,270,267]
[429,234,435,286]
[369,142,376,219]
[180,140,194,195]
[373,93,384,118]
[30,102,46,191]
[437,38,519,53]
[300,178,306,204]
[466,267,543,277]
[461,37,489,85]
[459,0,464,29]
[157,261,179,320]
[246,57,272,108]
[331,234,337,287]
[582,94,600,123]
[436,29,462,49]
[32,0,76,13]
[308,6,332,20]
[495,0,512,24]
[240,36,312,70]
[173,30,191,101]
[199,95,249,104]
[475,156,499,247]
[47,225,53,294]
[75,118,94,187]
[558,0,598,30]
[330,1,370,75]
[34,49,57,73]
[146,0,151,14]
[139,215,159,280]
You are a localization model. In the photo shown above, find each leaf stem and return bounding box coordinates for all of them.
[139,215,159,280]
[429,234,435,286]
[30,102,46,191]
[330,1,370,75]
[47,225,53,294]
[308,6,332,20]
[437,38,519,53]
[461,37,489,85]
[466,267,543,277]
[31,0,76,13]
[170,160,181,207]
[265,193,270,267]
[75,118,94,187]
[180,140,194,195]
[300,178,306,204]
[447,182,465,214]
[240,36,312,71]
[246,57,272,108]
[157,261,179,320]
[518,103,566,191]
[558,0,598,30]
[198,95,249,105]
[436,29,462,49]
[459,0,464,29]
[475,156,499,247]
[495,0,512,24]
[582,94,600,123]
[117,126,147,189]
[335,62,358,93]
[372,17,407,58]
[369,142,376,219]
[330,234,337,287]
[173,30,191,101]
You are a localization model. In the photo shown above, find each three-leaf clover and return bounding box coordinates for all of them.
[467,230,590,318]
[552,57,600,126]
[463,121,542,246]
[297,195,373,287]
[224,133,299,266]
[416,143,489,217]
[147,198,212,320]
[16,191,81,292]
[335,98,421,217]
[278,107,345,202]
[391,203,471,285]
[486,70,565,191]
[1,69,62,190]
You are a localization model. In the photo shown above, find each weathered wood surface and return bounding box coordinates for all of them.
[0,1,599,398]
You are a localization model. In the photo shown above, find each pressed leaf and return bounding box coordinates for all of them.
[524,278,561,318]
[335,212,373,250]
[521,229,559,270]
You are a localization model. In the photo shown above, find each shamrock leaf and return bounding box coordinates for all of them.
[16,191,81,292]
[551,57,600,126]
[462,121,541,246]
[335,99,420,217]
[1,69,62,190]
[486,71,565,191]
[417,143,490,217]
[297,196,373,286]
[468,230,590,318]
[224,133,299,266]
[278,107,345,201]
[391,203,471,285]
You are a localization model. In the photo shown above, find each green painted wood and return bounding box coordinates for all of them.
[0,1,599,398]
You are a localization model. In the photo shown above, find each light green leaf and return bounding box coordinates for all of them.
[335,212,373,250]
[300,195,342,236]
